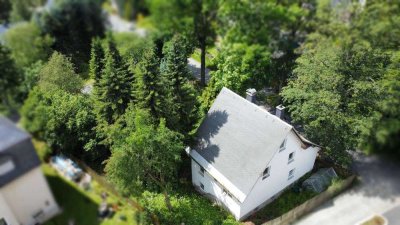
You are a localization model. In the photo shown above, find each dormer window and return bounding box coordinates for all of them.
[0,157,15,176]
[279,139,286,151]
[262,166,270,180]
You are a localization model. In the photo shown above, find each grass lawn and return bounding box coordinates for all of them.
[32,139,138,225]
[190,46,218,69]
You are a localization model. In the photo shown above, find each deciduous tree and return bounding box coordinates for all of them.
[106,108,183,207]
[3,22,53,69]
[38,52,83,94]
[0,44,20,112]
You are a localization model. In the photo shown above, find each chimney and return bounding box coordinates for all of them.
[246,88,257,103]
[276,105,285,120]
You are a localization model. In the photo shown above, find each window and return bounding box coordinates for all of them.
[0,218,7,225]
[0,157,15,176]
[262,166,270,180]
[200,183,204,190]
[288,152,295,164]
[199,167,205,177]
[288,169,295,180]
[279,139,286,151]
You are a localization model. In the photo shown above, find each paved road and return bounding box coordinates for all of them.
[294,152,400,225]
[383,205,400,225]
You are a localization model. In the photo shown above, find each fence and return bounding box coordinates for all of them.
[261,175,356,225]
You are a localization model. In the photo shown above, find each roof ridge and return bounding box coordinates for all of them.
[220,87,293,129]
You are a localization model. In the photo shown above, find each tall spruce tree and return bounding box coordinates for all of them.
[93,34,134,125]
[161,35,199,135]
[134,47,169,120]
[89,37,105,84]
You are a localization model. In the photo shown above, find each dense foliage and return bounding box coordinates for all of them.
[106,108,183,195]
[3,22,53,69]
[38,52,83,94]
[35,0,105,72]
[281,0,400,163]
[0,44,20,112]
[6,0,399,224]
[139,191,240,225]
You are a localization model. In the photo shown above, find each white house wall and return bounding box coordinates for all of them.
[240,131,319,219]
[0,192,19,225]
[1,167,59,225]
[191,159,241,219]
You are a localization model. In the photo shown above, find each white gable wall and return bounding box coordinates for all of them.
[239,131,319,219]
[191,159,241,219]
[0,192,19,225]
[1,167,59,225]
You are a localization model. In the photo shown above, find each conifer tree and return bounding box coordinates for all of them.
[134,48,169,120]
[89,37,105,84]
[161,35,199,134]
[93,34,134,125]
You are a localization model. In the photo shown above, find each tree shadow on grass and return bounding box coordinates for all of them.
[44,174,100,225]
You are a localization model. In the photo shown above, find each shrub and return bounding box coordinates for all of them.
[141,191,230,225]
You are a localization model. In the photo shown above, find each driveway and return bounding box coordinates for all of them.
[294,152,400,225]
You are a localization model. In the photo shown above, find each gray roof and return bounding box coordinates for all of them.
[0,117,41,187]
[193,88,293,195]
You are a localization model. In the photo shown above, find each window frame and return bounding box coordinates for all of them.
[199,167,205,177]
[288,169,295,180]
[200,183,204,190]
[0,156,15,176]
[279,139,287,152]
[262,166,271,180]
[288,152,295,164]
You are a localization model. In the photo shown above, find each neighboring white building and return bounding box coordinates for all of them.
[0,117,59,225]
[186,87,321,221]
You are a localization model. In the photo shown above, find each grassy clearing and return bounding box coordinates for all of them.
[136,16,156,30]
[190,46,218,69]
[33,139,138,225]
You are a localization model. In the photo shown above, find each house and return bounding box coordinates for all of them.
[186,87,320,221]
[0,117,59,225]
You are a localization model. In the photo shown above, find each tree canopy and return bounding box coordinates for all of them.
[3,22,53,69]
[0,44,20,112]
[36,0,105,72]
[106,108,184,195]
[38,52,83,94]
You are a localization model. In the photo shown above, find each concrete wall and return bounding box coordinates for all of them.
[191,159,241,219]
[240,131,319,219]
[0,167,59,225]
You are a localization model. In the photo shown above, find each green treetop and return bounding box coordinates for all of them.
[38,52,83,94]
[160,35,199,135]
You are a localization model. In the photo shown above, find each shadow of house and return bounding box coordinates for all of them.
[195,110,229,164]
